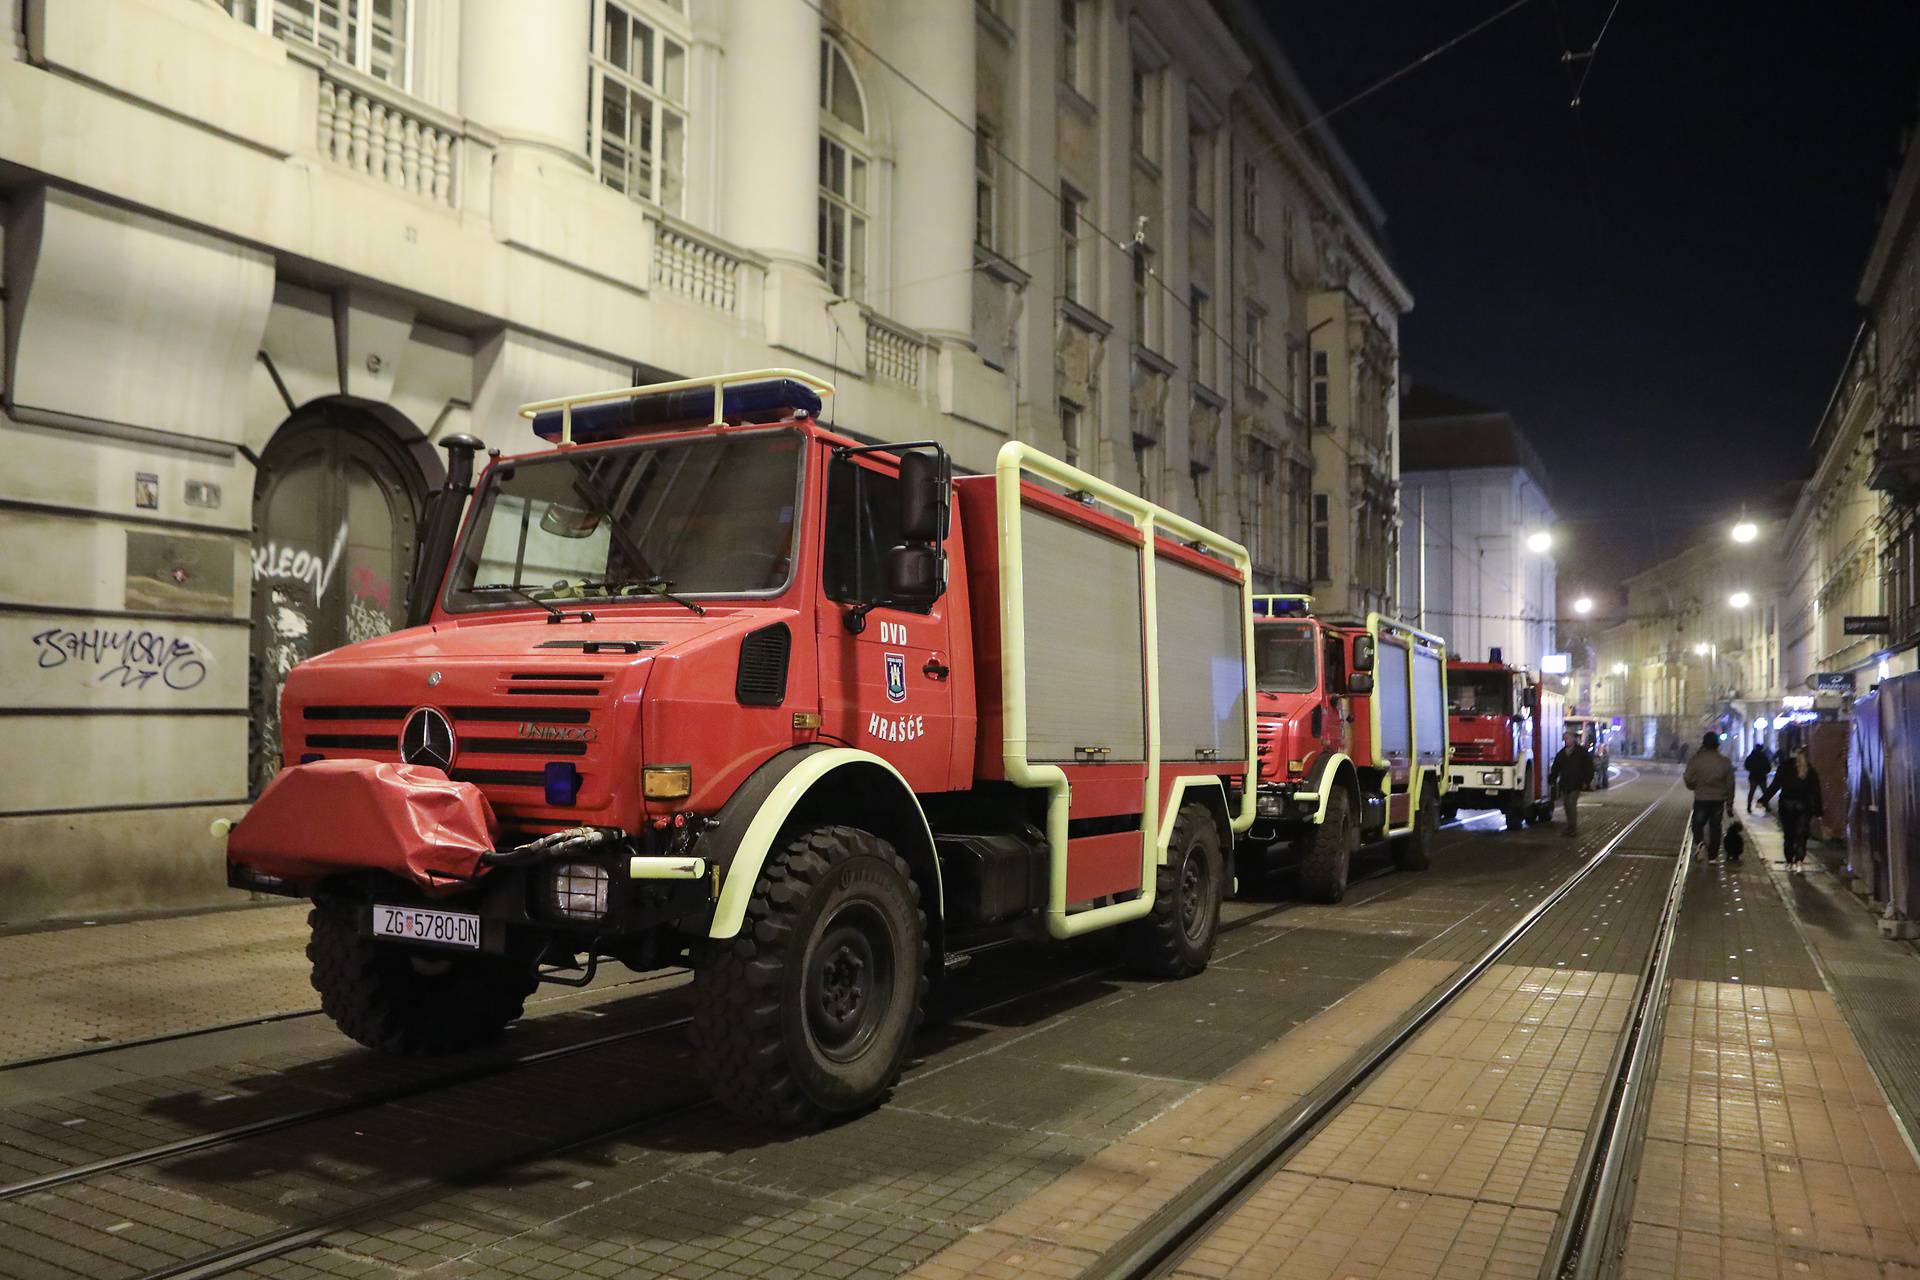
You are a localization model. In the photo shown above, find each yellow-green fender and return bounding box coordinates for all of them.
[1157,776,1234,858]
[703,746,942,940]
[1291,750,1358,824]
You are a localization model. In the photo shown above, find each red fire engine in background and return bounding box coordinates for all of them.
[1442,651,1561,829]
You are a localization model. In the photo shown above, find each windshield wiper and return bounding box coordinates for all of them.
[468,583,594,624]
[571,576,707,617]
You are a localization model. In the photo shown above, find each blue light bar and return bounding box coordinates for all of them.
[1252,596,1311,617]
[530,378,823,442]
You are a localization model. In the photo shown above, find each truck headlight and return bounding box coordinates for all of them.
[551,863,610,920]
[1481,770,1502,785]
[1257,792,1283,818]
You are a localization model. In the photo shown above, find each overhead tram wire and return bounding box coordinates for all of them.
[798,0,1546,429]
[1568,0,1626,109]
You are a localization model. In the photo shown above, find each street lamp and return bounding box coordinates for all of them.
[1693,642,1710,657]
[1573,596,1594,615]
[1613,662,1629,675]
[1731,520,1758,544]
[1728,590,1751,609]
[1525,530,1553,554]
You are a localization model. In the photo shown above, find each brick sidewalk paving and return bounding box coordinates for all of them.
[0,903,315,1064]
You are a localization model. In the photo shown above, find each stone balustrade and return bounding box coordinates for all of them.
[315,69,461,210]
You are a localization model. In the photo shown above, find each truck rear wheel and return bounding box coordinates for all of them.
[1121,803,1224,978]
[692,824,927,1129]
[1299,788,1355,904]
[306,901,538,1055]
[1395,790,1437,871]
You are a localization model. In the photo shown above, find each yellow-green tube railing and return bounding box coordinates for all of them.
[992,442,1257,941]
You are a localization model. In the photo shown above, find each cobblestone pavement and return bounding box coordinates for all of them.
[0,777,1675,1280]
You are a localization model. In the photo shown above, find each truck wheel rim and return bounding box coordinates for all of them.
[1179,850,1211,941]
[805,902,896,1064]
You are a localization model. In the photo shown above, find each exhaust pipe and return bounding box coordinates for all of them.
[405,433,485,628]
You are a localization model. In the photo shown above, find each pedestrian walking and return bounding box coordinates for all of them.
[1743,741,1773,814]
[1548,727,1594,838]
[1763,749,1824,872]
[1682,730,1735,859]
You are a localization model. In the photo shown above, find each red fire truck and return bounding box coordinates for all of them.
[1442,652,1561,828]
[1242,595,1448,902]
[224,370,1256,1127]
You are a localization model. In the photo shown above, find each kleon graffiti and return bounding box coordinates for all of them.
[33,627,209,691]
[253,526,347,598]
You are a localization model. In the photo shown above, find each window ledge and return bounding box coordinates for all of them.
[1058,82,1097,119]
[1059,297,1111,338]
[1133,152,1162,181]
[1190,208,1215,235]
[1192,382,1226,410]
[1243,383,1269,404]
[975,244,1031,288]
[1132,344,1176,377]
[976,3,1015,46]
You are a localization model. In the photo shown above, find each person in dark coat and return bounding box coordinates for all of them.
[1743,742,1773,814]
[1683,731,1736,859]
[1764,750,1824,872]
[1548,728,1595,837]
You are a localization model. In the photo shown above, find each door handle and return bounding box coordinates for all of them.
[923,656,950,680]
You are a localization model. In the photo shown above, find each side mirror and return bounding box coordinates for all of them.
[1523,686,1538,710]
[899,451,948,545]
[1348,672,1375,696]
[1352,635,1376,672]
[886,545,941,605]
[540,503,602,538]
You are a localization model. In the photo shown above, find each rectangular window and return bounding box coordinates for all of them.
[1311,349,1330,426]
[1289,461,1312,581]
[1282,203,1297,276]
[1060,398,1083,469]
[1187,126,1216,220]
[975,119,998,250]
[1132,247,1154,347]
[227,0,411,86]
[1248,441,1278,571]
[825,458,929,611]
[1244,304,1265,389]
[1287,342,1304,416]
[1060,185,1086,305]
[1130,64,1155,160]
[1190,284,1211,388]
[1059,0,1084,91]
[1311,492,1330,582]
[1242,160,1261,238]
[818,136,869,298]
[589,0,690,214]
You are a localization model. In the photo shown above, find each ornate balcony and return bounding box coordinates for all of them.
[311,62,465,211]
[1868,422,1920,503]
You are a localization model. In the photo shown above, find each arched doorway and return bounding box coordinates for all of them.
[250,402,429,794]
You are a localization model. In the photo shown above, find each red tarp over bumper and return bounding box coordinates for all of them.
[228,760,500,893]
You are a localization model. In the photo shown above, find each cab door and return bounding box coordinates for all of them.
[815,452,957,791]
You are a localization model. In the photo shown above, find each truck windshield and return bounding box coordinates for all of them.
[1448,671,1512,715]
[444,431,804,609]
[1254,623,1317,693]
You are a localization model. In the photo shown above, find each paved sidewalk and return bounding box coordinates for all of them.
[0,902,315,1065]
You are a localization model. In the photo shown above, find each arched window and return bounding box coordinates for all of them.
[817,36,870,299]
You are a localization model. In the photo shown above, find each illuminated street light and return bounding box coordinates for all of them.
[1612,662,1629,675]
[1731,520,1758,544]
[1754,717,1769,731]
[1693,642,1711,657]
[1573,596,1594,615]
[1525,530,1553,554]
[1728,590,1752,608]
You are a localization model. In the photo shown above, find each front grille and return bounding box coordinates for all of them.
[305,733,399,750]
[451,768,547,787]
[303,705,406,721]
[449,706,592,724]
[736,623,791,705]
[1452,742,1486,761]
[459,737,589,757]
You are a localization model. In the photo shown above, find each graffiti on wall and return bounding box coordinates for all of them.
[32,626,209,691]
[252,526,347,598]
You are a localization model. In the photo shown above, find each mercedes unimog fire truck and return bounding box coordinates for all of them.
[225,370,1256,1128]
[1442,652,1561,828]
[1240,595,1448,902]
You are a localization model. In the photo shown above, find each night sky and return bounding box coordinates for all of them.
[1276,1,1920,586]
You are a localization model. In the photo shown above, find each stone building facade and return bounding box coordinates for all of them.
[0,0,1406,920]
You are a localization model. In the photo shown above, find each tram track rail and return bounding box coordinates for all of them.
[1083,781,1687,1280]
[0,816,1499,1280]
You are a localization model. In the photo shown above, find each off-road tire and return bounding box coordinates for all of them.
[1395,790,1437,871]
[1121,803,1225,978]
[307,901,538,1055]
[692,825,927,1129]
[1299,788,1355,904]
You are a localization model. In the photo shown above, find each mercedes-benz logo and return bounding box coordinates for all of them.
[400,707,457,773]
